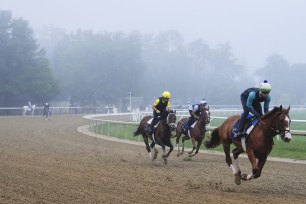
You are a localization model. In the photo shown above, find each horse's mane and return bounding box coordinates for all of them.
[261,106,281,120]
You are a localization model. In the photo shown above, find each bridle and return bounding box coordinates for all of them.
[166,112,176,130]
[271,111,291,140]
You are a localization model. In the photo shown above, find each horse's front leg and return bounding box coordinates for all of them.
[189,136,204,157]
[241,150,258,180]
[164,145,173,165]
[188,137,196,155]
[253,157,267,179]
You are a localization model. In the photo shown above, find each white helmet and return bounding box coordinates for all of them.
[200,99,207,106]
[45,103,48,105]
[259,80,272,92]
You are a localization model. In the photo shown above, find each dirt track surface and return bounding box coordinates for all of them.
[1,116,306,204]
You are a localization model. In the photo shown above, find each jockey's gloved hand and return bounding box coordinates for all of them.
[156,110,160,114]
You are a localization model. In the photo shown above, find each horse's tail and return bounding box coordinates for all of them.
[204,127,221,149]
[133,126,141,136]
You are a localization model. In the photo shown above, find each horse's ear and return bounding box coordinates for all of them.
[287,105,290,111]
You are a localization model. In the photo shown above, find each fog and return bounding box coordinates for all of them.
[2,0,306,72]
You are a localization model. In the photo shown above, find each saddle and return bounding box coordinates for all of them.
[181,121,197,137]
[230,114,259,141]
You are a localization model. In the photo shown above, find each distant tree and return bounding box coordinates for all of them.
[35,25,66,60]
[0,10,58,106]
[141,31,253,105]
[52,30,144,105]
[141,30,191,104]
[285,63,306,104]
[256,54,290,104]
[187,41,252,104]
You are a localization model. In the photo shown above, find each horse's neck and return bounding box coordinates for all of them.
[197,113,207,126]
[259,114,278,136]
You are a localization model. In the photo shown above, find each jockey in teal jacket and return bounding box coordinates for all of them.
[233,80,271,137]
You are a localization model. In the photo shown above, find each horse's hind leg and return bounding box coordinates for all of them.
[232,147,244,184]
[143,136,153,160]
[176,133,182,157]
[223,144,240,185]
[181,136,189,155]
[150,142,158,160]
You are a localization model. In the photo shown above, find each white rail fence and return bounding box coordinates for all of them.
[83,109,306,138]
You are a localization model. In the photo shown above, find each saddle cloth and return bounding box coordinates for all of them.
[230,114,259,140]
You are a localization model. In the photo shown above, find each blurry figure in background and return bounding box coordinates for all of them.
[113,105,118,113]
[183,99,208,134]
[43,102,51,119]
[232,80,272,138]
[28,101,33,111]
[145,91,172,134]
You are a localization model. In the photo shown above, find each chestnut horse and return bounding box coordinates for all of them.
[204,105,291,185]
[134,110,176,164]
[175,106,210,157]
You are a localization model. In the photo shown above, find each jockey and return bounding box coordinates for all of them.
[145,91,171,134]
[28,101,32,111]
[43,102,50,115]
[183,99,208,133]
[232,80,272,137]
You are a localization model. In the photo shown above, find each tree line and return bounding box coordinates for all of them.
[1,10,305,108]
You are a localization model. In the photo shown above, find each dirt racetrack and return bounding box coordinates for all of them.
[1,115,306,204]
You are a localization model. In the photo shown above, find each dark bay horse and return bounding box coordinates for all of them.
[134,111,176,164]
[175,106,210,157]
[204,105,292,185]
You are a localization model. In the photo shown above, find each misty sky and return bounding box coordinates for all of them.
[2,0,306,71]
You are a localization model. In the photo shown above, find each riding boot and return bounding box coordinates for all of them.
[233,113,247,138]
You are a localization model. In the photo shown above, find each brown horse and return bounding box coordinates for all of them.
[134,111,176,164]
[175,106,210,157]
[204,105,292,185]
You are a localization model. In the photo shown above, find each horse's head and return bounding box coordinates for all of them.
[277,105,292,142]
[262,105,292,142]
[166,110,177,131]
[200,106,210,125]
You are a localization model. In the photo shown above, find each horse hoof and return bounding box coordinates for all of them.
[241,174,248,180]
[234,174,241,185]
